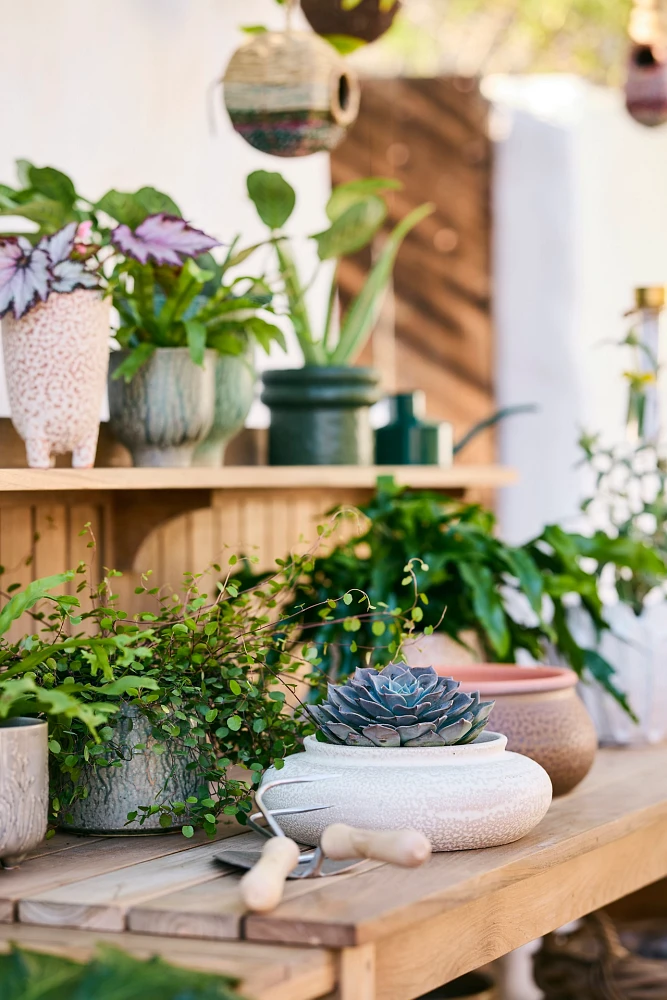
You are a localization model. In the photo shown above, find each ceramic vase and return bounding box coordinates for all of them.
[444,665,598,797]
[223,31,360,157]
[262,732,552,851]
[57,706,200,835]
[301,0,401,44]
[108,347,216,467]
[375,392,453,465]
[2,290,110,469]
[261,366,380,465]
[193,351,256,466]
[0,718,49,867]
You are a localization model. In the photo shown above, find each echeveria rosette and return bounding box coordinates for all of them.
[309,663,495,747]
[0,222,100,320]
[111,213,219,267]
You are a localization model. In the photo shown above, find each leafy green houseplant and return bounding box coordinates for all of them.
[247,169,433,464]
[287,478,667,713]
[0,525,421,839]
[0,161,285,467]
[0,944,246,1000]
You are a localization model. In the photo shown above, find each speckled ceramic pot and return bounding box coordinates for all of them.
[57,706,200,835]
[108,347,215,467]
[193,350,256,466]
[262,732,552,852]
[2,290,110,468]
[445,666,598,797]
[0,719,49,867]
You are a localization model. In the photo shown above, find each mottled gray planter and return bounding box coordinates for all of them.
[0,718,49,867]
[108,348,216,467]
[193,351,256,467]
[58,706,201,835]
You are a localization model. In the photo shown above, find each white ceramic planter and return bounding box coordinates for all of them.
[2,290,111,468]
[0,718,49,867]
[262,732,552,851]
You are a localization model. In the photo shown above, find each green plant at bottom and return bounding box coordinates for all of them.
[0,945,245,1000]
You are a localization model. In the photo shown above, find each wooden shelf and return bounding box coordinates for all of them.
[3,744,667,1000]
[0,464,516,493]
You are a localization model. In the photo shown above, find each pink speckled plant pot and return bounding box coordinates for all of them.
[2,290,110,468]
[439,665,598,797]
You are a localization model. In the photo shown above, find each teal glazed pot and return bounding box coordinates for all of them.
[108,348,216,467]
[261,367,381,465]
[193,351,256,467]
[375,391,454,466]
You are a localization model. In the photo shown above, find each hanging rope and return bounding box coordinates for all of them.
[285,0,299,33]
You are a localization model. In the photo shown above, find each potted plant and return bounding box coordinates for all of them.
[0,571,124,865]
[0,219,109,469]
[0,520,419,838]
[246,169,434,464]
[262,662,552,851]
[287,478,666,714]
[0,161,285,468]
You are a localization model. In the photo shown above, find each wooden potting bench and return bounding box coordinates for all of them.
[2,744,667,1000]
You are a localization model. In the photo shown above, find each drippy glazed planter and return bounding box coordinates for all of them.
[262,732,552,851]
[2,289,110,468]
[444,665,598,797]
[108,347,216,467]
[0,718,49,867]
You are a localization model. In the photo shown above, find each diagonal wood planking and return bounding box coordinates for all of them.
[17,833,258,932]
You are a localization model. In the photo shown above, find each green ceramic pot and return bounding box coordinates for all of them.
[261,367,381,465]
[193,351,256,467]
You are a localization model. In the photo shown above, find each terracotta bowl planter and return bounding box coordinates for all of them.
[439,665,598,797]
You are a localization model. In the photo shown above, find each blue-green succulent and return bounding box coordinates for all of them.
[309,662,495,747]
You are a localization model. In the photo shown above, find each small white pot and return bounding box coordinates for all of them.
[0,718,49,867]
[262,732,552,852]
[2,289,110,468]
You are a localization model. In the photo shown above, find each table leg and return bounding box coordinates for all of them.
[336,944,376,999]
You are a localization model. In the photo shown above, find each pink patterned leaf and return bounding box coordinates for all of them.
[0,238,51,319]
[111,213,219,266]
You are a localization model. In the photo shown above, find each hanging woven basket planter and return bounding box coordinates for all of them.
[625,0,667,126]
[223,30,360,157]
[300,0,401,45]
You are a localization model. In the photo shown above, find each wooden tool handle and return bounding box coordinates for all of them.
[240,837,300,913]
[320,824,431,867]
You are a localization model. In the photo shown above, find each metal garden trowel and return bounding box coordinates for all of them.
[215,775,431,913]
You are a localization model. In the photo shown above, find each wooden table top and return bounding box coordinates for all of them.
[2,744,667,1000]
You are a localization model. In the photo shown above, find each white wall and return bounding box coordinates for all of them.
[0,0,331,420]
[489,76,667,542]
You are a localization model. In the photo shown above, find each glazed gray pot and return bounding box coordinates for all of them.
[58,706,201,835]
[0,718,49,867]
[108,348,216,467]
[193,350,256,466]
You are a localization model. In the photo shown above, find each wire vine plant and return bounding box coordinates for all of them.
[0,518,429,838]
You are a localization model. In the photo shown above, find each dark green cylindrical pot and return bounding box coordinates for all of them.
[261,367,381,465]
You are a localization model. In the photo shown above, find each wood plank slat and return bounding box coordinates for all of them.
[0,925,336,1000]
[0,823,239,925]
[0,466,517,493]
[18,833,259,933]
